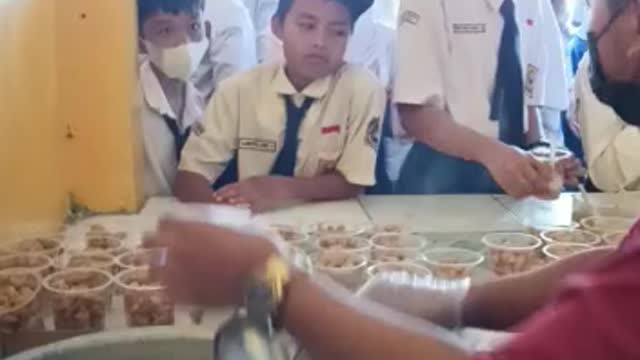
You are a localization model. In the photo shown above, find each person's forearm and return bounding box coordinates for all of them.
[526,106,547,145]
[463,247,613,330]
[286,173,362,203]
[173,171,215,203]
[283,272,471,360]
[399,104,502,165]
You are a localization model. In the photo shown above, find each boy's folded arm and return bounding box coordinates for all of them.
[285,172,363,203]
[173,170,217,203]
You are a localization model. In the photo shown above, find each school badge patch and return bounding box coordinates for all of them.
[525,64,539,99]
[365,117,381,149]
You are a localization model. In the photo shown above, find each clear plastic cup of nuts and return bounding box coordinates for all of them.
[115,248,167,271]
[482,233,543,276]
[269,224,311,250]
[370,233,427,264]
[115,267,175,328]
[85,233,127,256]
[540,229,601,247]
[529,147,572,200]
[62,251,117,275]
[422,248,484,280]
[7,236,64,259]
[312,250,368,290]
[308,222,366,237]
[366,261,432,279]
[315,234,371,257]
[580,216,635,235]
[42,268,112,331]
[0,269,44,335]
[543,243,592,261]
[0,253,53,277]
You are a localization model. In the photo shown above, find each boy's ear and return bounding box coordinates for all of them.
[271,17,284,41]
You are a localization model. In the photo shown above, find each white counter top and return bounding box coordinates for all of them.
[358,195,524,232]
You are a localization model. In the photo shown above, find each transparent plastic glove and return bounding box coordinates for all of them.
[358,272,471,329]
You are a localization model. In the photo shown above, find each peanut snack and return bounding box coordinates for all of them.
[312,251,367,290]
[66,252,116,274]
[315,251,365,269]
[422,248,484,280]
[116,268,174,327]
[0,270,43,334]
[483,233,542,276]
[0,254,53,277]
[541,229,600,246]
[86,234,126,256]
[43,269,111,331]
[317,235,368,253]
[11,237,62,258]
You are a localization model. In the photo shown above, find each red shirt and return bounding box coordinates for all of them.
[476,219,640,360]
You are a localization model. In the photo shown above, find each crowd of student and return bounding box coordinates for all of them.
[136,0,639,214]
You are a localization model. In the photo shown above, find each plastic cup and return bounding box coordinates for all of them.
[543,243,593,261]
[85,233,127,256]
[269,224,311,249]
[370,233,427,264]
[530,147,572,199]
[0,253,53,277]
[482,233,543,276]
[0,269,44,335]
[361,224,410,239]
[115,267,175,328]
[7,235,63,258]
[540,229,601,246]
[422,248,484,280]
[366,261,432,279]
[308,222,366,237]
[115,248,167,271]
[315,234,371,256]
[580,216,636,235]
[42,268,112,331]
[312,251,368,290]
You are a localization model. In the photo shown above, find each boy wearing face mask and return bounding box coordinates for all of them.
[137,0,209,197]
[574,0,640,192]
[174,0,386,212]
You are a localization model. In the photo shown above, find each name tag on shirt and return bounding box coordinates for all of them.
[452,23,486,34]
[239,138,277,153]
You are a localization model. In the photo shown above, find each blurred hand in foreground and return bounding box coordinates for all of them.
[145,219,277,307]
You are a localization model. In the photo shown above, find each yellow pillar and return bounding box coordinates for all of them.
[0,0,142,239]
[0,0,64,237]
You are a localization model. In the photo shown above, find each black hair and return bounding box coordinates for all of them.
[137,0,205,29]
[273,0,373,26]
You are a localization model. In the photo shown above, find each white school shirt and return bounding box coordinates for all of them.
[179,63,387,186]
[575,56,640,191]
[394,0,533,138]
[241,0,278,62]
[192,0,258,100]
[137,61,205,197]
[262,7,396,89]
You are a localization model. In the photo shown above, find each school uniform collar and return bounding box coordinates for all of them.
[485,0,504,12]
[139,60,203,131]
[271,64,334,100]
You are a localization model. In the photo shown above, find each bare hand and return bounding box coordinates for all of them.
[557,156,585,188]
[484,145,553,199]
[146,219,277,307]
[213,176,295,213]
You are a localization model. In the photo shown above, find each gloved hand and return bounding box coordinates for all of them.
[358,272,471,329]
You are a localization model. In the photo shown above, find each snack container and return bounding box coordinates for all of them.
[42,268,112,331]
[580,216,636,235]
[0,253,53,277]
[312,251,368,290]
[115,267,175,328]
[529,147,572,199]
[315,234,371,257]
[482,233,543,276]
[370,233,427,264]
[543,243,593,261]
[85,233,127,256]
[422,248,484,280]
[540,229,601,247]
[307,222,366,237]
[63,251,117,274]
[7,235,63,258]
[0,269,44,334]
[269,224,311,250]
[367,261,432,279]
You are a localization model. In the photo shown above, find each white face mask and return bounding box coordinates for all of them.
[144,39,208,81]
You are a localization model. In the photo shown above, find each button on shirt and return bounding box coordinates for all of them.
[575,56,640,191]
[138,61,204,197]
[179,63,386,186]
[394,0,529,138]
[475,219,640,360]
[192,0,257,100]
